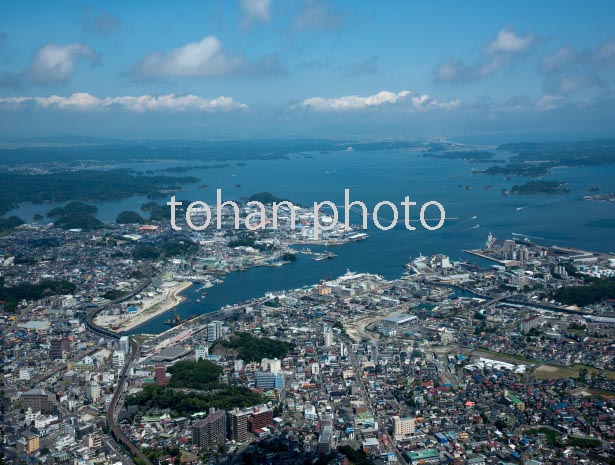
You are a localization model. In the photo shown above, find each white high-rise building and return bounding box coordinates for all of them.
[118,336,130,354]
[112,351,125,368]
[323,327,334,346]
[195,346,209,361]
[269,358,281,374]
[310,362,320,375]
[85,383,100,401]
[207,321,223,342]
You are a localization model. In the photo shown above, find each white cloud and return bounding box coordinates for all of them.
[0,93,248,112]
[486,26,535,54]
[133,36,242,78]
[435,26,537,83]
[240,0,273,25]
[132,35,282,78]
[291,90,460,112]
[28,43,99,83]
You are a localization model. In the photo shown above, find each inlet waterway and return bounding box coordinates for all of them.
[6,149,615,334]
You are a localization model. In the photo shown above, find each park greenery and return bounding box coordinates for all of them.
[214,332,294,362]
[332,321,348,337]
[125,383,263,417]
[524,427,601,449]
[131,239,198,261]
[0,278,76,312]
[102,289,129,301]
[553,277,615,306]
[0,216,24,234]
[53,213,104,231]
[337,446,373,465]
[167,359,222,390]
[228,233,275,251]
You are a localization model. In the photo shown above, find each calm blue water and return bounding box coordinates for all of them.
[7,149,615,334]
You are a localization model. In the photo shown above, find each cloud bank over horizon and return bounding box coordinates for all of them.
[0,92,248,112]
[291,90,461,112]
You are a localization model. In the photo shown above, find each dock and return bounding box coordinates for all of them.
[464,249,509,265]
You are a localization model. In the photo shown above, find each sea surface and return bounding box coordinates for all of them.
[7,149,615,334]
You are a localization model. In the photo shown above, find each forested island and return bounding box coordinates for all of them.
[0,170,199,215]
[0,138,429,166]
[116,210,147,224]
[499,139,615,166]
[504,181,570,195]
[246,192,288,204]
[480,163,550,177]
[474,139,615,179]
[424,150,495,161]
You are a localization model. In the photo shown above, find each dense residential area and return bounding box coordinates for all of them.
[2,220,615,465]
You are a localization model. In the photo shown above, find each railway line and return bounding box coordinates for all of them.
[84,273,154,465]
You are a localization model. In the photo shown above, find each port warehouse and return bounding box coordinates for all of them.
[381,314,418,326]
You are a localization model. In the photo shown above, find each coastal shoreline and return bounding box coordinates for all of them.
[94,281,193,332]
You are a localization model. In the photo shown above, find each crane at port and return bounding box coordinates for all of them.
[165,307,181,326]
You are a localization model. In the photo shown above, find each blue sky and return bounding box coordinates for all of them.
[0,0,614,141]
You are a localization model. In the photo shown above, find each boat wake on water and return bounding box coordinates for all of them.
[511,232,547,241]
[515,198,563,211]
[446,215,479,232]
